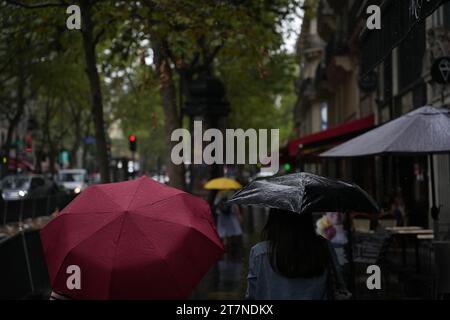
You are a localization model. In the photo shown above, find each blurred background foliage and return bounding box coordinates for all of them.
[1,0,303,180]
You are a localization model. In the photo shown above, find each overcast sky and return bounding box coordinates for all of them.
[281,7,304,53]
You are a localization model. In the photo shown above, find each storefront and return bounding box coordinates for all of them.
[361,0,450,229]
[287,115,376,193]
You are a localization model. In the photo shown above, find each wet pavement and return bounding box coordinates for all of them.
[191,207,269,300]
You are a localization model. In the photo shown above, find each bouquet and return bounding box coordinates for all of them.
[316,215,337,240]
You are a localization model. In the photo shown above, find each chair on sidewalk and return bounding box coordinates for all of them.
[353,230,393,298]
[352,212,372,233]
[377,213,397,229]
[354,230,392,265]
[437,223,450,241]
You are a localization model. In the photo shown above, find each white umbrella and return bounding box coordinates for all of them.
[321,106,450,225]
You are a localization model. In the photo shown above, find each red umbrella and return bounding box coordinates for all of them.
[40,176,224,300]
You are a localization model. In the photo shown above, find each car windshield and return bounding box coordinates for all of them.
[2,176,30,189]
[59,173,85,182]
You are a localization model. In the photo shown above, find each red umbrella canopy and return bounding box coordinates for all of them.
[41,176,224,300]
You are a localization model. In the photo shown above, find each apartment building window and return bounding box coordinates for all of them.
[431,2,450,29]
[431,5,444,27]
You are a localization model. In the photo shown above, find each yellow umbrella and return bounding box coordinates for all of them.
[204,177,242,190]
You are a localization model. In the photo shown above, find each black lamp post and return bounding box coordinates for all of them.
[183,74,230,193]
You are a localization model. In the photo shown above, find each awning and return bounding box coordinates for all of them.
[288,115,375,157]
[8,159,35,171]
[361,0,450,76]
[321,106,450,157]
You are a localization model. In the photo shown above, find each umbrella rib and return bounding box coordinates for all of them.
[125,178,145,211]
[96,186,128,211]
[130,192,186,212]
[352,184,380,212]
[384,116,419,152]
[106,214,127,300]
[126,216,184,295]
[131,212,221,250]
[49,214,124,286]
[59,210,119,216]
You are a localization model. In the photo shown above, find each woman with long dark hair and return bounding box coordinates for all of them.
[246,208,341,300]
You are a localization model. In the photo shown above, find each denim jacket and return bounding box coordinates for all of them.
[245,241,328,300]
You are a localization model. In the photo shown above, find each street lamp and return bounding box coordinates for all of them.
[183,75,230,192]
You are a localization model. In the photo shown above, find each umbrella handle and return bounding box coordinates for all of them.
[429,154,439,221]
[21,230,35,294]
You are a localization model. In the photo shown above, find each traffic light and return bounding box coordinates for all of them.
[129,135,137,152]
[25,134,33,153]
[283,163,292,172]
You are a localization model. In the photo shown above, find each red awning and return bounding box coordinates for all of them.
[8,159,35,171]
[288,115,375,157]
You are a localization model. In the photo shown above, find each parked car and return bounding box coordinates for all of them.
[57,169,88,194]
[1,174,60,201]
[151,174,170,184]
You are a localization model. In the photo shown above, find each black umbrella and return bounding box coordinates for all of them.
[321,106,450,222]
[228,172,379,296]
[228,172,379,214]
[0,229,51,299]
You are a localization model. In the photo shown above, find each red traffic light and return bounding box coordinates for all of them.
[129,135,137,152]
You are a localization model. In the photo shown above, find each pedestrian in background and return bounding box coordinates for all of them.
[214,191,242,247]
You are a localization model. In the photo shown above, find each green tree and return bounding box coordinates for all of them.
[0,1,61,176]
[3,0,301,186]
[138,0,301,188]
[5,0,132,183]
[31,48,92,174]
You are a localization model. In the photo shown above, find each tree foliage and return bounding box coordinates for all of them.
[1,0,302,182]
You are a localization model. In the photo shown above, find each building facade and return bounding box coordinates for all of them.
[291,0,377,195]
[292,0,450,231]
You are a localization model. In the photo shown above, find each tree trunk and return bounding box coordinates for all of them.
[81,121,91,170]
[70,140,81,168]
[48,147,57,177]
[1,64,26,176]
[43,99,56,177]
[80,1,110,183]
[2,122,16,176]
[69,109,82,168]
[152,40,186,190]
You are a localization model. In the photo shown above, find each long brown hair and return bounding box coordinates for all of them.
[262,208,329,278]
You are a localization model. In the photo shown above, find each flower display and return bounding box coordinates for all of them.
[316,215,337,240]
